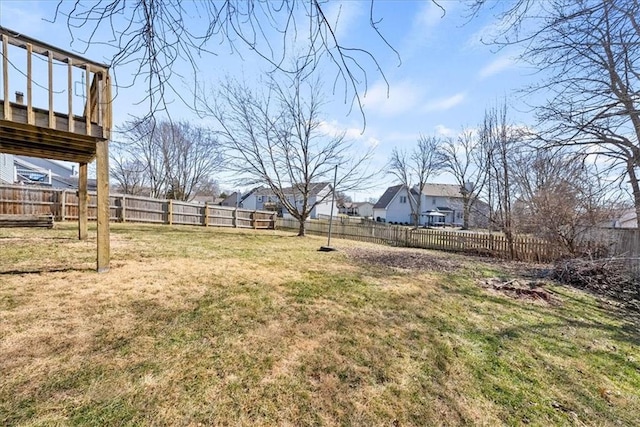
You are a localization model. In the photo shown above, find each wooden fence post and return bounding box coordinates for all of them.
[120,195,126,222]
[204,202,209,227]
[252,210,257,229]
[233,207,237,228]
[168,199,173,225]
[60,189,66,221]
[78,162,88,240]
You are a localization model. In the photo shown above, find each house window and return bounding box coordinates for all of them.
[258,196,263,202]
[432,198,437,204]
[400,196,407,204]
[457,212,463,219]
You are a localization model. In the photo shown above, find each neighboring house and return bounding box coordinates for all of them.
[220,192,241,207]
[242,182,336,219]
[0,153,13,184]
[608,208,638,229]
[0,154,93,189]
[192,195,225,205]
[373,183,488,227]
[340,201,374,218]
[230,187,262,210]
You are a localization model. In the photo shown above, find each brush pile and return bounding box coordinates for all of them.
[553,258,640,311]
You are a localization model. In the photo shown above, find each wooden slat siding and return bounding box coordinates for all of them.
[170,200,202,225]
[276,217,567,263]
[0,185,58,215]
[0,214,53,228]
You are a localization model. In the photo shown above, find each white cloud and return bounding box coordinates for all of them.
[319,120,363,140]
[415,1,447,28]
[400,1,451,57]
[478,56,514,79]
[435,125,455,137]
[322,1,364,39]
[423,92,466,112]
[363,80,425,117]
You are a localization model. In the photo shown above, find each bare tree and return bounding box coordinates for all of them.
[469,0,640,223]
[388,135,442,228]
[110,140,148,195]
[204,74,374,236]
[436,129,487,229]
[50,0,400,123]
[479,103,521,258]
[511,148,618,254]
[116,118,223,201]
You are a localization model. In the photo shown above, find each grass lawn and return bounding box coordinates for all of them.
[1,223,639,426]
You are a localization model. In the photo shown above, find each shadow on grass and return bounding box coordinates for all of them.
[447,277,640,349]
[0,236,77,241]
[0,266,96,275]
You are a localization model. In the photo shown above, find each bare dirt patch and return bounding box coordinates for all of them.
[343,246,464,273]
[479,277,559,305]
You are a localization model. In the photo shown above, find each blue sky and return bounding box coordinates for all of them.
[0,0,540,200]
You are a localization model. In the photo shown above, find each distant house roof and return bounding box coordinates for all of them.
[373,184,404,209]
[420,183,462,198]
[374,183,466,210]
[254,182,331,197]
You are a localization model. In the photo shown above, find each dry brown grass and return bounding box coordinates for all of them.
[1,223,639,426]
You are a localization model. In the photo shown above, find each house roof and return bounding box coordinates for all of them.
[254,182,331,197]
[373,184,404,209]
[420,183,462,198]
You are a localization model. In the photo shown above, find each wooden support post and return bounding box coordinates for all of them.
[96,139,110,273]
[204,202,209,227]
[78,162,88,240]
[27,43,33,124]
[253,210,257,229]
[168,199,173,225]
[48,51,54,128]
[85,67,91,135]
[2,34,10,121]
[233,207,237,228]
[67,58,74,131]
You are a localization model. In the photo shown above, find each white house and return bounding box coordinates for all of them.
[373,183,488,226]
[339,201,374,218]
[241,182,336,219]
[0,154,86,189]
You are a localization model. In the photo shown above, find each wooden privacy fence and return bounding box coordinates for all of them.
[0,184,276,229]
[278,217,563,262]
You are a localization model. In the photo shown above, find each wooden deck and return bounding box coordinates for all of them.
[1,25,112,272]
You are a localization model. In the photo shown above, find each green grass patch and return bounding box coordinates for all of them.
[0,223,638,426]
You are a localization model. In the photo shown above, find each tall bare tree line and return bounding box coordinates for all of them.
[111,119,223,201]
[470,0,640,222]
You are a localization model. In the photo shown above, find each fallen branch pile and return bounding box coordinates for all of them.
[553,258,640,311]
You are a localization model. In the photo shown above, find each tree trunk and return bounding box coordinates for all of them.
[463,196,471,229]
[627,161,640,226]
[297,218,306,237]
